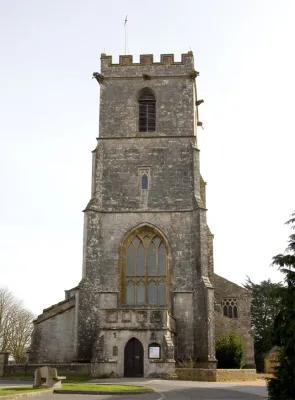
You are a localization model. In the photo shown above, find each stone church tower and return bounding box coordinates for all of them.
[30,52,255,378]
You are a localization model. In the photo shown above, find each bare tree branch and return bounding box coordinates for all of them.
[0,287,35,362]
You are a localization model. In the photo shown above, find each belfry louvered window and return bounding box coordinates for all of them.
[138,89,156,132]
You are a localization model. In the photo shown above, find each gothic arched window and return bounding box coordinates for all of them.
[138,89,156,132]
[222,298,238,319]
[141,174,148,189]
[123,228,167,306]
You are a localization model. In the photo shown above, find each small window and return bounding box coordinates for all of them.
[222,298,238,319]
[113,346,118,356]
[138,168,151,192]
[138,88,156,132]
[142,174,148,189]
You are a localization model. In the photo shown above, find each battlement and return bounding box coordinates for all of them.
[100,52,195,77]
[101,52,193,67]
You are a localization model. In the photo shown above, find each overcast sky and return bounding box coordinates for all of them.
[0,0,294,315]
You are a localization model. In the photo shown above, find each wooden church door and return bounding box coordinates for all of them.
[124,338,144,377]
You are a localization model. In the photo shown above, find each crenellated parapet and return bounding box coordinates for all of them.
[100,51,195,78]
[101,52,193,66]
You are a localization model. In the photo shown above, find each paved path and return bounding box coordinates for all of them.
[0,378,268,399]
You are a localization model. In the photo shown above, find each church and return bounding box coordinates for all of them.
[29,52,255,378]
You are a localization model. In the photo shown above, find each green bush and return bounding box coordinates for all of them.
[267,347,295,400]
[216,332,245,369]
[266,212,295,399]
[176,357,195,368]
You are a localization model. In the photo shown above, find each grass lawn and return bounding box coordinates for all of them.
[60,383,151,392]
[0,387,49,397]
[0,384,151,396]
[63,376,92,382]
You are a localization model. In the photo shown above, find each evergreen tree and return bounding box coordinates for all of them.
[267,212,295,400]
[216,332,244,369]
[244,277,283,371]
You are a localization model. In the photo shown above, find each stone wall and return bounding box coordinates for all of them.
[91,327,175,378]
[264,347,279,373]
[77,51,216,367]
[92,138,195,211]
[4,363,91,377]
[78,209,214,364]
[0,352,9,377]
[30,297,77,363]
[176,368,257,382]
[91,359,176,379]
[99,53,195,138]
[214,274,252,329]
[216,369,257,382]
[176,368,216,382]
[214,313,255,368]
[214,274,255,367]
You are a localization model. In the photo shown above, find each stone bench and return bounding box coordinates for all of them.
[33,366,66,388]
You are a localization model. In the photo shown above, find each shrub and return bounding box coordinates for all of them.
[267,348,295,399]
[267,212,295,399]
[176,357,195,368]
[216,332,244,369]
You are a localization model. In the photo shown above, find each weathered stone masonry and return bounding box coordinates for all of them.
[29,52,255,377]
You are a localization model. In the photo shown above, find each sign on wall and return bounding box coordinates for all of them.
[149,345,160,359]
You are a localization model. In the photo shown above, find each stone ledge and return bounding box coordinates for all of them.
[0,389,53,399]
[176,368,215,382]
[149,359,175,364]
[176,368,257,382]
[54,388,154,395]
[4,364,91,377]
[97,135,196,140]
[34,298,75,324]
[216,369,257,382]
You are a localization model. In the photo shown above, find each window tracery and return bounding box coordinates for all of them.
[222,298,238,319]
[122,228,167,306]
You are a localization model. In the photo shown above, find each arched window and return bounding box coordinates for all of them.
[222,298,238,319]
[113,346,118,356]
[138,89,156,132]
[123,228,167,306]
[141,174,148,189]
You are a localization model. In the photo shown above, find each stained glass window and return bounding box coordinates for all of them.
[158,244,166,275]
[127,245,135,275]
[124,230,167,305]
[148,282,157,305]
[137,283,145,305]
[137,244,145,276]
[158,283,166,306]
[148,244,156,275]
[127,282,135,305]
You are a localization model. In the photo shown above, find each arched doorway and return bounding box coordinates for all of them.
[124,338,144,377]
